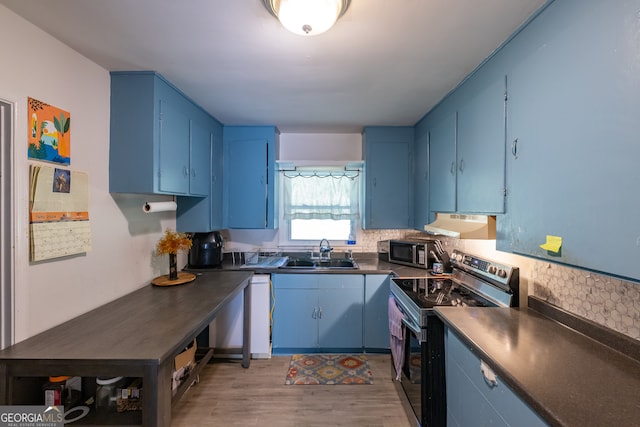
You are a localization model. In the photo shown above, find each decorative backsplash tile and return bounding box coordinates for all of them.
[229,228,640,341]
[531,262,640,340]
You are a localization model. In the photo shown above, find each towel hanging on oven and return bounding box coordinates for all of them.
[388,296,405,381]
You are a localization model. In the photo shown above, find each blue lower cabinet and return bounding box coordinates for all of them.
[272,274,364,353]
[445,327,548,427]
[363,275,391,350]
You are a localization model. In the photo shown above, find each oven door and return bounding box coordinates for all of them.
[396,316,447,427]
[400,319,426,426]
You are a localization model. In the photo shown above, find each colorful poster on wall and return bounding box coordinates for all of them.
[27,97,71,165]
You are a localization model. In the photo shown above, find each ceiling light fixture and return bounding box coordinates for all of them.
[262,0,351,36]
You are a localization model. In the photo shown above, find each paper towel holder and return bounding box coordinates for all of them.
[143,199,177,213]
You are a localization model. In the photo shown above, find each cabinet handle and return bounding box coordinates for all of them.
[512,138,519,159]
[191,168,196,178]
[183,166,189,177]
[459,159,465,174]
[450,162,455,176]
[481,361,498,389]
[312,307,317,319]
[318,307,323,319]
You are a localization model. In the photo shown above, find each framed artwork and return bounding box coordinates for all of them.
[27,97,71,165]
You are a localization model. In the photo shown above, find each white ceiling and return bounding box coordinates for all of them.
[1,0,547,133]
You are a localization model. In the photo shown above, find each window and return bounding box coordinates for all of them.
[280,166,361,244]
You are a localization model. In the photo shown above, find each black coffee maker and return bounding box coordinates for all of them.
[188,231,224,268]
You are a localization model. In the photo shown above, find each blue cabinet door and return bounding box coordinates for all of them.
[445,327,547,427]
[413,121,430,229]
[317,275,363,350]
[210,123,224,230]
[158,98,190,194]
[272,274,319,350]
[273,287,319,349]
[428,111,457,215]
[363,274,390,350]
[188,119,211,197]
[496,0,640,282]
[456,75,506,213]
[223,126,279,229]
[363,127,414,229]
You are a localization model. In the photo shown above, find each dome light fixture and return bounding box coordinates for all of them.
[262,0,351,36]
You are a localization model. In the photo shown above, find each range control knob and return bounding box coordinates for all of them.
[487,265,497,275]
[453,253,463,262]
[497,268,507,278]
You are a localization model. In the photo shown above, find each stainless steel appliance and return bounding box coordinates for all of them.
[390,249,519,427]
[188,231,224,268]
[387,239,448,270]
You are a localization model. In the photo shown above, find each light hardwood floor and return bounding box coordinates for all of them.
[172,354,413,427]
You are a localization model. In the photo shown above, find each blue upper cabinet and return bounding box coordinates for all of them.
[223,126,279,229]
[425,72,507,218]
[428,110,457,215]
[413,120,430,230]
[362,126,414,229]
[109,71,213,196]
[495,0,640,282]
[176,119,223,233]
[456,74,507,214]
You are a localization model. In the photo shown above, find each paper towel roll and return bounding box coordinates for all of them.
[143,201,177,213]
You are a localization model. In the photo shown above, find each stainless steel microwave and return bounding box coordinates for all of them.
[388,239,438,269]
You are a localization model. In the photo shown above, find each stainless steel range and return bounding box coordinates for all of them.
[390,249,520,427]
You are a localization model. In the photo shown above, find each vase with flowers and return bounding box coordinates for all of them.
[156,229,192,281]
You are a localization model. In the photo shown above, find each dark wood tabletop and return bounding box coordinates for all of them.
[0,270,253,365]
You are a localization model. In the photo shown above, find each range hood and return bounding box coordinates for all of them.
[424,213,496,239]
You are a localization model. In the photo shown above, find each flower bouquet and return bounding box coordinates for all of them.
[155,229,192,282]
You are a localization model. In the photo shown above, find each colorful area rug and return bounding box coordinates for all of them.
[285,354,373,385]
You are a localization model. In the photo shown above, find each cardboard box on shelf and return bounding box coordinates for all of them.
[172,339,197,395]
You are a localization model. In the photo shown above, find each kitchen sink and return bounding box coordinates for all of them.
[282,257,358,270]
[315,259,358,269]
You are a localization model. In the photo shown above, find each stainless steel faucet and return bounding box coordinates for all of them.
[319,239,333,259]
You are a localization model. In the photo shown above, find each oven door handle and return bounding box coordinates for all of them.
[401,316,422,338]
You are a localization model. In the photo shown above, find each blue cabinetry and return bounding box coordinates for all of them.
[109,71,214,196]
[362,127,414,229]
[494,0,640,282]
[272,274,364,353]
[445,327,547,427]
[413,121,430,229]
[363,274,391,350]
[424,72,506,217]
[427,111,457,216]
[223,126,279,229]
[176,120,223,232]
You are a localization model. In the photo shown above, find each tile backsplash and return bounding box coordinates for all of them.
[226,228,640,341]
[530,262,640,340]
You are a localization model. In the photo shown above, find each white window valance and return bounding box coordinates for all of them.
[281,167,360,221]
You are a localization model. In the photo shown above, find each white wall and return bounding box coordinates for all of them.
[0,6,178,342]
[279,133,361,161]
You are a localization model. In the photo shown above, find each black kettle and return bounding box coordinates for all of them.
[188,231,224,268]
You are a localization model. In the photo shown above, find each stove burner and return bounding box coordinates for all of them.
[392,277,491,309]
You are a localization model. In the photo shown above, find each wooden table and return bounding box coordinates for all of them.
[0,270,253,426]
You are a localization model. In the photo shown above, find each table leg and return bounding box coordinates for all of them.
[242,281,251,368]
[142,362,172,427]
